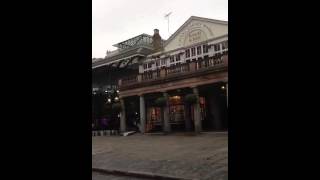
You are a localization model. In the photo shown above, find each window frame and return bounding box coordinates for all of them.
[185,49,190,58]
[170,56,174,63]
[175,54,180,61]
[203,45,208,53]
[197,46,202,55]
[191,47,196,56]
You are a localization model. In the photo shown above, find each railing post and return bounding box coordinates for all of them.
[118,79,122,86]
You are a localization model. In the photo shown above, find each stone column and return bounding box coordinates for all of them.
[193,87,202,133]
[120,98,126,133]
[184,103,192,131]
[139,95,146,133]
[163,92,171,133]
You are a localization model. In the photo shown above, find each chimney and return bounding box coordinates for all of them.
[152,29,163,52]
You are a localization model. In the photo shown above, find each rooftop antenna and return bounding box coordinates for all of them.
[164,12,172,37]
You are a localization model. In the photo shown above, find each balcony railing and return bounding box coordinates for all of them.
[119,54,228,87]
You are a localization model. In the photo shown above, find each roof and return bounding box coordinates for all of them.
[113,33,153,49]
[164,16,228,47]
[92,46,154,69]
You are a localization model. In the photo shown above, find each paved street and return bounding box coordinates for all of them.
[92,172,151,180]
[92,132,228,180]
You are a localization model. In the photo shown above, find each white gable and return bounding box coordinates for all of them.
[164,16,228,52]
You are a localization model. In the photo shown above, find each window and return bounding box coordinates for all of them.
[161,59,166,65]
[175,54,180,61]
[148,63,152,68]
[214,44,221,52]
[191,47,196,56]
[197,46,202,55]
[203,45,208,53]
[222,41,228,49]
[144,64,147,69]
[156,60,160,66]
[170,56,174,63]
[185,49,190,58]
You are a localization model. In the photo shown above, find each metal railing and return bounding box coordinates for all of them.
[120,54,228,87]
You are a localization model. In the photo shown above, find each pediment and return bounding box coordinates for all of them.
[164,16,228,51]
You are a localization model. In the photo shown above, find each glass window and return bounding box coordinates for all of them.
[214,44,221,51]
[185,49,190,58]
[161,59,166,65]
[144,64,147,69]
[222,41,228,49]
[203,45,208,53]
[197,46,202,55]
[148,63,152,68]
[176,54,180,61]
[191,47,196,56]
[156,60,160,66]
[170,56,174,63]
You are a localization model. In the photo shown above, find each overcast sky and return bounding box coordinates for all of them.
[92,0,228,58]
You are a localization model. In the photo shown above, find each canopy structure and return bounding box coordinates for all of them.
[113,34,153,50]
[92,33,165,69]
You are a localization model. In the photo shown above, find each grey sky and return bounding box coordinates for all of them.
[92,0,228,58]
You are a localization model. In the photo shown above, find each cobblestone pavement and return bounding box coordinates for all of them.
[92,132,228,180]
[92,172,151,180]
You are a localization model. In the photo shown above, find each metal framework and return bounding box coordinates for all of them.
[113,34,153,50]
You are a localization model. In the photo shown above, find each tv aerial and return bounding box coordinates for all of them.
[164,12,172,36]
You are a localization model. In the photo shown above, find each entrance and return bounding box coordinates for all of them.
[200,82,228,131]
[146,107,162,132]
[169,95,185,131]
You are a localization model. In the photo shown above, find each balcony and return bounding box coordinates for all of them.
[119,53,228,89]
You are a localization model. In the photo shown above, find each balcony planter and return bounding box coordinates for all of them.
[184,94,198,104]
[154,97,167,107]
[112,103,122,112]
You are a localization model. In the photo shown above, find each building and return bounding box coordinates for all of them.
[92,16,228,134]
